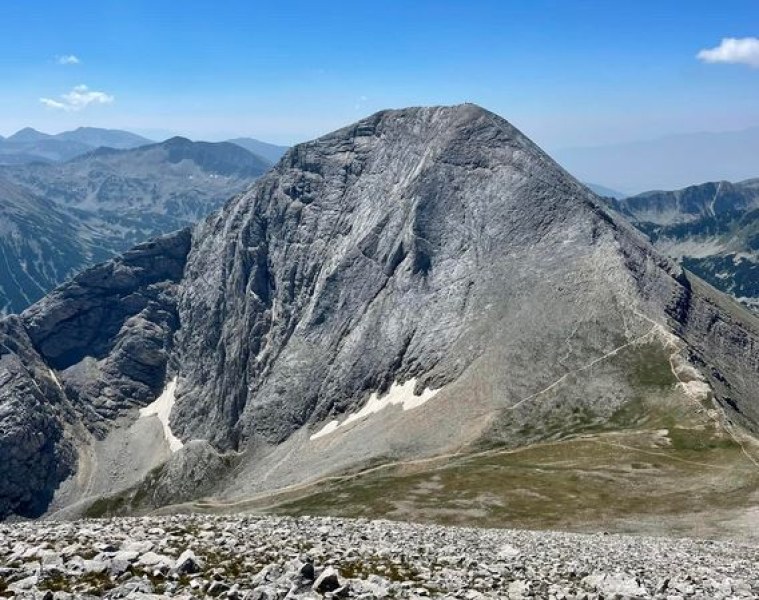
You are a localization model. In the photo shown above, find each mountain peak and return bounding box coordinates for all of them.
[163,135,193,146]
[56,127,152,149]
[2,105,759,529]
[7,127,51,142]
[353,103,500,132]
[300,103,531,163]
[285,103,575,207]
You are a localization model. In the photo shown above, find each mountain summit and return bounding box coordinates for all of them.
[6,127,52,143]
[1,105,758,528]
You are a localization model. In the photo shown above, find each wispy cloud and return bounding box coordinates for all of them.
[40,85,114,111]
[697,37,759,68]
[354,95,369,110]
[56,54,81,65]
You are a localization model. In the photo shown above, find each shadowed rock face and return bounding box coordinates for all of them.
[0,231,191,518]
[1,104,759,520]
[0,316,75,518]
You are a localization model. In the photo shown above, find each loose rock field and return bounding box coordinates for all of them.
[0,515,756,598]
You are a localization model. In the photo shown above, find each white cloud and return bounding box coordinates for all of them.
[39,98,67,110]
[56,54,80,65]
[40,85,114,112]
[697,37,759,68]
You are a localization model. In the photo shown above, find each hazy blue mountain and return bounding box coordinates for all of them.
[56,127,152,149]
[0,153,54,165]
[6,127,52,143]
[0,138,268,313]
[0,137,91,163]
[554,127,759,195]
[614,178,759,311]
[585,182,626,199]
[0,127,153,165]
[226,137,289,164]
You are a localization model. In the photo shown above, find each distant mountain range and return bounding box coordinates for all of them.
[613,178,759,311]
[0,126,291,168]
[585,182,626,199]
[226,137,289,163]
[554,127,759,195]
[0,127,153,164]
[0,137,269,313]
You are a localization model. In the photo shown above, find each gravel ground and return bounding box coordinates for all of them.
[0,515,757,599]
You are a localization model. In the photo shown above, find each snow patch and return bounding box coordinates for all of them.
[48,369,63,391]
[311,378,439,441]
[139,377,183,452]
[311,419,340,439]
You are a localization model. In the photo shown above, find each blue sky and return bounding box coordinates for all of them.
[1,1,757,149]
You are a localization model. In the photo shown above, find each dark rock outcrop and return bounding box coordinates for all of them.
[0,231,191,518]
[0,316,74,518]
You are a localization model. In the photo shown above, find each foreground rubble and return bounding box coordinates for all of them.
[0,515,756,599]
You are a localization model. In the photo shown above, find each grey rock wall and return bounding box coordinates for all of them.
[1,105,758,520]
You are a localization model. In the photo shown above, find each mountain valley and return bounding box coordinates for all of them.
[613,179,759,313]
[0,137,270,313]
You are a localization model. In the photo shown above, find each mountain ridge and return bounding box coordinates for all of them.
[0,127,153,165]
[226,137,289,164]
[0,137,269,313]
[1,104,758,530]
[613,178,759,312]
[0,126,287,168]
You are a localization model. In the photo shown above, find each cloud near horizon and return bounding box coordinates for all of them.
[697,37,759,68]
[56,54,80,65]
[40,85,114,111]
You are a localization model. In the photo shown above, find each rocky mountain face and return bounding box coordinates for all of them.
[0,138,269,314]
[1,104,759,526]
[0,127,153,165]
[612,179,759,312]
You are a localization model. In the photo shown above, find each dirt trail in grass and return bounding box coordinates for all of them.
[190,424,755,513]
[591,439,741,470]
[191,435,604,511]
[507,326,659,412]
